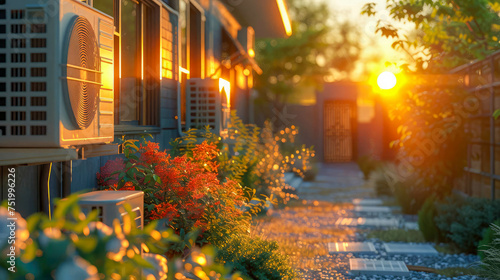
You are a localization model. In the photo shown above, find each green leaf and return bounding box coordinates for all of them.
[22,242,38,262]
[361,2,377,16]
[53,194,80,220]
[129,154,140,161]
[144,174,153,184]
[143,220,158,234]
[126,168,136,179]
[146,204,156,212]
[493,109,500,119]
[74,236,98,253]
[153,174,161,184]
[132,254,155,269]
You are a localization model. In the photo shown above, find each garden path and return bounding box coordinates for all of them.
[250,163,481,280]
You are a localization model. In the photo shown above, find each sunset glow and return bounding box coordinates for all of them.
[377,71,397,90]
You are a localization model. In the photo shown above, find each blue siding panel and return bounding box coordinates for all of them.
[71,157,101,193]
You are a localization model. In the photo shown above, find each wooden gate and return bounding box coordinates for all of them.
[324,101,356,162]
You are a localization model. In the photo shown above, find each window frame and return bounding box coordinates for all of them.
[93,0,162,127]
[178,0,205,125]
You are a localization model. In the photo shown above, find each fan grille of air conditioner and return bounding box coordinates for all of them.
[0,5,48,137]
[64,16,101,129]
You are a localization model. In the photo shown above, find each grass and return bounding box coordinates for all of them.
[436,266,480,277]
[434,243,463,255]
[366,229,426,243]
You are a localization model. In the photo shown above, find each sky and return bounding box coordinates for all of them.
[312,0,412,82]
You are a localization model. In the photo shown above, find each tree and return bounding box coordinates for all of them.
[360,1,500,194]
[254,0,361,125]
[362,0,500,70]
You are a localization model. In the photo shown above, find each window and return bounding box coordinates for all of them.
[189,3,203,78]
[179,0,188,72]
[179,0,204,124]
[120,0,140,123]
[93,0,161,126]
[143,2,160,126]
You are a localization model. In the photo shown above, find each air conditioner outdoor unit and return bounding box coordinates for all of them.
[78,191,144,230]
[186,78,230,136]
[0,0,114,147]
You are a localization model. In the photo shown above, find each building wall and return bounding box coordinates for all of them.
[0,0,256,217]
[285,82,385,163]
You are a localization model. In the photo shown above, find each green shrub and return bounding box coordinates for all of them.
[418,195,443,242]
[368,167,392,197]
[0,195,237,280]
[216,235,297,280]
[170,113,310,207]
[386,170,432,215]
[357,155,382,180]
[478,220,500,260]
[394,180,433,215]
[477,223,500,280]
[435,196,500,253]
[303,162,318,182]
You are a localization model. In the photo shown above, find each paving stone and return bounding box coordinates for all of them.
[352,198,384,206]
[354,206,392,213]
[289,176,303,190]
[383,243,439,255]
[404,222,419,230]
[349,258,410,276]
[335,217,400,228]
[284,172,295,183]
[328,242,377,254]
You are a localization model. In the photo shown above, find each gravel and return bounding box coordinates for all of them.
[297,244,482,280]
[262,164,485,279]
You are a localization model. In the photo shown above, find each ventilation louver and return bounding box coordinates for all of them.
[185,78,230,137]
[64,16,101,129]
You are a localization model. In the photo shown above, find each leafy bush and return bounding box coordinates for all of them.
[478,220,500,260]
[303,161,319,182]
[357,155,382,180]
[396,181,437,215]
[435,196,500,253]
[216,234,297,280]
[477,223,500,280]
[97,140,251,247]
[378,164,434,214]
[367,167,392,197]
[275,125,315,180]
[0,195,237,280]
[418,195,443,242]
[170,113,311,206]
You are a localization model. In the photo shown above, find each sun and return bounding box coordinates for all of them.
[377,71,397,90]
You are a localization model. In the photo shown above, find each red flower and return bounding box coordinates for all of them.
[98,140,247,237]
[96,158,125,187]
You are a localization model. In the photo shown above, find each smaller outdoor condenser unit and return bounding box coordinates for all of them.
[185,78,230,136]
[78,191,144,230]
[0,0,114,147]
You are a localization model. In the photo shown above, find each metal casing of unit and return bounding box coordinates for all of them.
[0,0,114,147]
[78,191,144,230]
